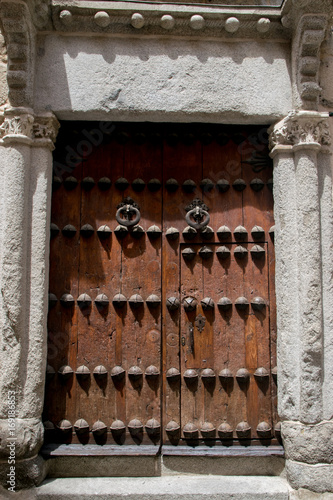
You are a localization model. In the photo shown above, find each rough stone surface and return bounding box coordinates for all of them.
[282,421,333,464]
[0,30,8,108]
[290,489,333,500]
[0,418,43,460]
[34,35,292,123]
[0,454,46,491]
[286,460,333,494]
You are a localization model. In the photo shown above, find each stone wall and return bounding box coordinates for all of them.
[0,29,8,109]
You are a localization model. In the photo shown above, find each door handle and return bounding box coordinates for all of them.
[116,197,141,227]
[185,198,210,230]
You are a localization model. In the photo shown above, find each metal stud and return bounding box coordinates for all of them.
[216,179,230,193]
[132,178,145,192]
[201,422,216,438]
[133,132,146,145]
[183,133,196,145]
[46,364,55,382]
[58,365,74,380]
[235,297,249,310]
[57,419,72,433]
[219,368,233,380]
[182,247,196,262]
[216,133,230,146]
[92,420,107,436]
[201,368,216,380]
[199,246,214,260]
[148,179,161,192]
[217,297,232,311]
[184,369,198,381]
[200,132,213,145]
[272,366,277,381]
[131,225,145,239]
[128,366,143,379]
[166,227,179,240]
[269,225,275,241]
[165,178,179,192]
[274,422,281,438]
[98,177,111,190]
[77,293,92,308]
[236,421,251,437]
[250,245,265,258]
[81,177,95,191]
[232,133,246,145]
[166,367,181,381]
[128,419,143,435]
[236,368,250,380]
[166,297,180,311]
[95,294,109,308]
[115,177,129,191]
[62,224,77,237]
[114,225,129,239]
[200,179,214,192]
[183,297,197,312]
[217,225,231,240]
[43,420,55,431]
[166,421,180,435]
[233,179,246,191]
[251,297,266,311]
[145,365,160,377]
[110,420,126,434]
[267,178,273,191]
[200,226,214,241]
[182,226,197,240]
[251,225,265,239]
[75,365,90,379]
[166,133,178,146]
[111,366,125,380]
[48,293,58,309]
[145,419,160,436]
[52,176,62,190]
[254,367,269,379]
[74,419,90,435]
[50,223,60,238]
[115,131,130,144]
[129,294,144,309]
[216,246,231,260]
[97,225,112,239]
[257,421,272,437]
[60,294,75,307]
[147,225,162,239]
[233,225,248,240]
[182,179,196,193]
[201,297,214,311]
[112,293,127,308]
[80,224,94,238]
[250,178,265,192]
[183,422,199,437]
[93,365,108,378]
[234,246,248,259]
[218,422,233,438]
[64,176,78,190]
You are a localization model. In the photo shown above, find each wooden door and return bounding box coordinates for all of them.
[44,123,278,450]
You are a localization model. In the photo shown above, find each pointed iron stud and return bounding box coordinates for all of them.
[182,247,196,262]
[182,179,196,193]
[251,296,266,311]
[216,246,231,260]
[201,422,216,438]
[217,297,232,311]
[131,225,145,239]
[182,226,197,240]
[216,179,230,193]
[201,368,216,380]
[128,366,143,379]
[250,178,265,192]
[274,422,281,439]
[148,179,161,192]
[98,177,111,190]
[145,419,161,436]
[254,367,269,380]
[200,132,213,145]
[166,367,181,381]
[81,177,95,191]
[145,365,160,378]
[62,224,77,238]
[216,133,230,146]
[93,365,108,378]
[112,293,127,308]
[128,294,144,309]
[57,419,72,433]
[166,297,180,311]
[43,420,55,431]
[50,223,60,238]
[200,179,214,192]
[133,132,146,145]
[236,421,251,437]
[97,225,112,239]
[48,293,58,309]
[115,177,129,191]
[111,365,125,380]
[60,294,75,307]
[46,364,55,382]
[165,178,179,192]
[77,293,92,308]
[64,176,78,190]
[166,227,179,240]
[184,369,198,381]
[52,176,62,191]
[257,421,272,437]
[147,225,162,239]
[235,297,249,310]
[115,131,130,144]
[110,420,126,435]
[233,179,246,192]
[217,225,231,240]
[218,422,233,438]
[233,225,248,240]
[74,419,90,435]
[183,133,196,146]
[234,246,248,259]
[58,365,74,380]
[95,294,109,308]
[114,225,129,239]
[200,226,214,241]
[267,178,273,191]
[236,368,250,380]
[183,422,199,437]
[75,365,90,379]
[92,420,107,436]
[80,224,94,238]
[272,366,277,381]
[201,297,214,311]
[146,294,161,308]
[269,225,275,242]
[132,178,145,192]
[199,246,214,260]
[128,419,143,435]
[232,133,246,145]
[166,133,178,146]
[251,225,265,239]
[183,297,197,312]
[219,368,233,380]
[166,421,180,435]
[250,245,265,259]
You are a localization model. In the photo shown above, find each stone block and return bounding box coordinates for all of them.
[282,421,333,465]
[286,460,333,494]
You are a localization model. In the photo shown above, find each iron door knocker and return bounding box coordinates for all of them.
[116,197,141,227]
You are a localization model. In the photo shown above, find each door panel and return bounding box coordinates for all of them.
[44,123,277,449]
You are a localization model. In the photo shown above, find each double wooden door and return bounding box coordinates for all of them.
[44,123,278,449]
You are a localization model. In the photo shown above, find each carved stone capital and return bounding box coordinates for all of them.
[269,111,331,153]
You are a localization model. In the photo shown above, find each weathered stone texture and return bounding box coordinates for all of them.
[282,421,333,465]
[0,30,8,107]
[286,460,333,494]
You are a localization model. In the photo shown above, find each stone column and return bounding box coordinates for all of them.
[0,107,59,489]
[270,111,333,494]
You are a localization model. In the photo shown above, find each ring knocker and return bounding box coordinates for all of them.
[185,198,210,230]
[116,197,141,227]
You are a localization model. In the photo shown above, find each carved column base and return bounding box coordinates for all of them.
[0,454,46,490]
